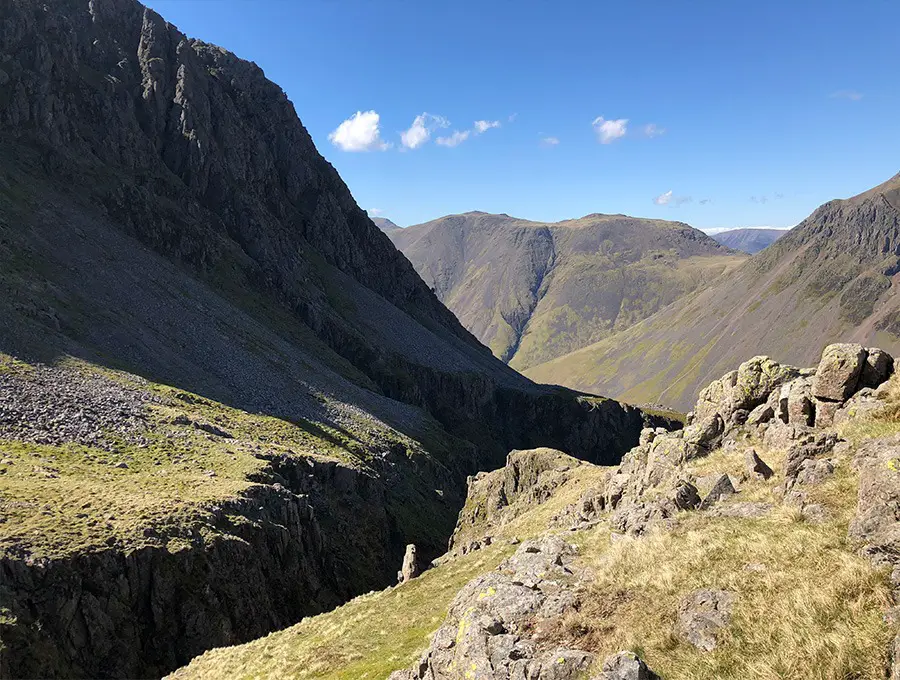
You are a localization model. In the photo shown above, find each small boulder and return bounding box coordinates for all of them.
[785,378,815,426]
[812,343,867,402]
[699,474,737,510]
[744,449,774,481]
[399,544,420,583]
[795,458,835,486]
[671,480,701,511]
[596,651,660,680]
[746,402,775,427]
[675,589,736,652]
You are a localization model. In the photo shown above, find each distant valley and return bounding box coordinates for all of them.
[389,212,746,369]
[711,227,788,253]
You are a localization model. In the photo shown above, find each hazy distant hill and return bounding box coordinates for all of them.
[712,227,788,253]
[526,173,900,409]
[371,217,401,232]
[390,212,745,369]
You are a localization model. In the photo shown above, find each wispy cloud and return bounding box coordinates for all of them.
[366,208,384,217]
[329,111,391,152]
[540,136,560,147]
[400,113,449,149]
[830,90,863,101]
[654,190,692,206]
[750,193,784,204]
[474,120,501,134]
[592,116,628,144]
[642,123,666,138]
[436,130,471,147]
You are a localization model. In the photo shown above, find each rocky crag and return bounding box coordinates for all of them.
[178,343,898,678]
[0,1,668,677]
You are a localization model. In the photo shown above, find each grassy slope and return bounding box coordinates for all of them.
[524,176,900,411]
[171,388,898,680]
[0,353,420,561]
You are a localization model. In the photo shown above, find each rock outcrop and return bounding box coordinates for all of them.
[388,536,596,680]
[586,344,894,536]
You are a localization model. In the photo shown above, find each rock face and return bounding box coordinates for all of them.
[388,536,595,680]
[449,448,589,555]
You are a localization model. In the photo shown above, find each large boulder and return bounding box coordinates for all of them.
[695,357,799,423]
[388,537,595,680]
[812,343,867,402]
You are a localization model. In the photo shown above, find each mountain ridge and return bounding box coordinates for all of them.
[390,211,746,369]
[525,171,900,410]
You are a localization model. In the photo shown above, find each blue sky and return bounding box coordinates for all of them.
[148,0,899,231]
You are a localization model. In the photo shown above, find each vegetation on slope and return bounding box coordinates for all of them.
[172,377,898,679]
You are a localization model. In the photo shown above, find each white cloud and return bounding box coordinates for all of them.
[400,113,449,149]
[643,123,666,137]
[436,130,470,147]
[541,136,560,147]
[328,111,390,152]
[592,116,628,144]
[830,90,863,101]
[474,120,501,134]
[366,208,384,217]
[654,190,673,206]
[654,190,693,206]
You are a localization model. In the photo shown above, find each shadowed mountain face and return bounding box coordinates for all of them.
[526,173,900,410]
[372,217,402,232]
[390,212,746,369]
[712,228,788,253]
[0,1,668,677]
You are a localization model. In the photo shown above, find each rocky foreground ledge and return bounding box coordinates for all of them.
[172,343,899,678]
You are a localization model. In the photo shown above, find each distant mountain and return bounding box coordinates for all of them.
[526,172,900,410]
[389,212,746,369]
[712,228,788,253]
[371,217,401,232]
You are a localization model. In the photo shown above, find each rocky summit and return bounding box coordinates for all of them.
[173,343,900,678]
